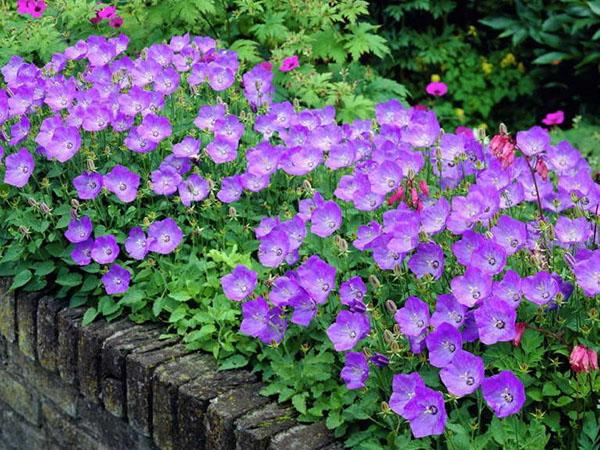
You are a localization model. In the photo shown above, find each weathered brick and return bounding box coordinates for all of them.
[234,402,297,450]
[6,340,78,417]
[16,291,40,360]
[56,307,85,385]
[101,325,167,380]
[0,369,40,425]
[321,443,346,449]
[268,422,335,450]
[77,397,158,450]
[205,384,271,450]
[101,325,175,418]
[0,399,47,450]
[102,377,126,418]
[41,401,105,450]
[126,343,190,436]
[0,278,16,343]
[37,296,68,372]
[152,353,213,450]
[78,319,131,402]
[178,369,256,450]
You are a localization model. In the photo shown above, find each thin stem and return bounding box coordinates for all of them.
[524,155,545,221]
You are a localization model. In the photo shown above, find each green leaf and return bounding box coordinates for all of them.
[10,269,32,290]
[532,52,570,64]
[218,354,248,371]
[344,23,389,61]
[480,17,517,30]
[291,392,308,414]
[56,272,82,287]
[34,261,55,276]
[82,307,99,326]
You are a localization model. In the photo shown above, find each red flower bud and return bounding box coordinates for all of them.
[513,323,526,347]
[410,187,419,207]
[569,345,599,373]
[387,186,404,206]
[490,133,515,168]
[535,158,549,181]
[418,179,429,197]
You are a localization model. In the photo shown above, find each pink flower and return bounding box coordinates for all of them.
[542,110,564,126]
[569,345,598,373]
[108,15,123,28]
[512,323,526,347]
[259,61,273,72]
[426,81,448,97]
[98,5,117,19]
[17,0,46,18]
[490,133,516,168]
[279,56,299,72]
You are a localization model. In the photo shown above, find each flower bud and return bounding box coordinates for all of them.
[86,159,96,171]
[385,300,398,315]
[39,202,52,214]
[418,179,429,197]
[512,323,526,347]
[390,341,401,353]
[383,329,395,345]
[70,199,80,209]
[368,275,381,290]
[228,206,237,219]
[362,347,373,358]
[569,345,599,373]
[70,208,79,220]
[301,179,313,194]
[335,236,348,253]
[28,198,39,208]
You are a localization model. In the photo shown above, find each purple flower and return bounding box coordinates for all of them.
[369,161,403,195]
[289,292,317,326]
[353,221,382,250]
[64,216,93,244]
[481,371,526,418]
[221,265,258,301]
[91,235,119,264]
[296,255,337,304]
[178,174,209,206]
[310,200,342,238]
[339,276,367,308]
[125,227,153,260]
[73,172,103,200]
[420,197,450,235]
[138,114,172,143]
[408,243,445,279]
[217,175,243,203]
[370,353,389,367]
[516,126,550,156]
[326,310,370,351]
[150,166,182,196]
[451,268,493,307]
[102,264,131,295]
[71,238,93,266]
[491,216,527,255]
[494,270,522,308]
[470,240,507,275]
[45,126,81,163]
[279,216,306,251]
[451,230,485,266]
[240,297,287,344]
[572,250,600,297]
[522,271,559,305]
[172,137,200,158]
[474,298,516,345]
[389,372,425,417]
[194,104,226,131]
[426,323,462,368]
[394,296,430,337]
[243,63,274,108]
[207,64,235,91]
[554,217,592,245]
[258,229,289,268]
[104,165,140,203]
[403,387,447,438]
[206,136,238,164]
[246,142,280,176]
[431,294,466,329]
[148,218,183,255]
[340,352,369,389]
[269,275,304,307]
[440,350,484,397]
[9,115,30,145]
[4,148,34,187]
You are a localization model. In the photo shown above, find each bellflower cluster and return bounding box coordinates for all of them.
[1,30,598,444]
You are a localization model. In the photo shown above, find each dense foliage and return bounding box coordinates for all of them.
[0,29,599,449]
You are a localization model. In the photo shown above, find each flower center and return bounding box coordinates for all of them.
[119,182,127,191]
[426,405,438,415]
[502,391,513,403]
[495,319,505,329]
[466,376,475,386]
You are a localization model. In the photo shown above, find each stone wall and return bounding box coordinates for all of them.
[0,279,342,450]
